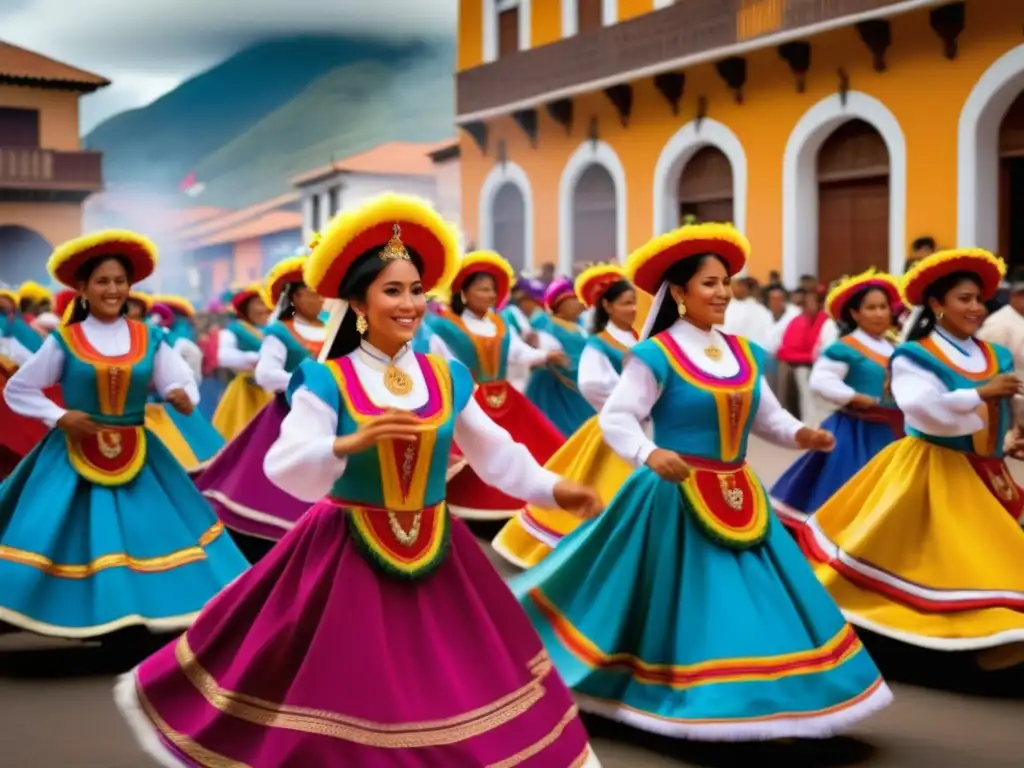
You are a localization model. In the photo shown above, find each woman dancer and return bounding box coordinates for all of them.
[197,256,325,561]
[799,249,1024,672]
[0,230,247,640]
[125,291,153,321]
[116,193,604,767]
[771,270,904,530]
[430,250,566,532]
[525,278,596,436]
[502,277,545,392]
[210,286,272,440]
[512,223,891,741]
[494,264,639,568]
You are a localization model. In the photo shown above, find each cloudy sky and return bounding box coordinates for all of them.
[2,0,456,133]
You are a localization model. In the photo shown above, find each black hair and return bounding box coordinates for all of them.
[450,271,495,316]
[905,270,982,342]
[911,236,936,252]
[275,282,303,321]
[837,286,892,336]
[236,294,260,323]
[648,254,729,338]
[765,284,788,300]
[324,247,425,359]
[67,254,135,325]
[590,279,633,334]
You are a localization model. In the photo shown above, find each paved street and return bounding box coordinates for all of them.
[1,438,1023,766]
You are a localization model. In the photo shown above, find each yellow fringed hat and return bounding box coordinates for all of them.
[574,263,628,308]
[901,248,1005,307]
[264,256,307,308]
[0,288,17,305]
[824,269,901,322]
[231,282,267,315]
[47,229,158,288]
[127,290,153,313]
[151,294,196,317]
[626,223,749,295]
[450,250,516,305]
[304,193,460,298]
[17,280,52,304]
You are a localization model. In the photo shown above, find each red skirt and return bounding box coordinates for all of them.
[0,362,62,475]
[447,381,564,519]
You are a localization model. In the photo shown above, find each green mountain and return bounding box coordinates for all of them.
[84,35,455,207]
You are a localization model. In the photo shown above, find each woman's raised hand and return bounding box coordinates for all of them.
[332,409,425,457]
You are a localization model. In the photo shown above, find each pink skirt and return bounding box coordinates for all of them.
[116,499,593,767]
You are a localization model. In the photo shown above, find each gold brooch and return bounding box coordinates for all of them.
[379,223,411,263]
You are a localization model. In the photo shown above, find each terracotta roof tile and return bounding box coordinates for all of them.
[292,141,451,186]
[0,41,109,91]
[193,210,303,248]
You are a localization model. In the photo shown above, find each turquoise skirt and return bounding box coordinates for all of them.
[511,465,891,741]
[524,367,595,438]
[0,429,248,638]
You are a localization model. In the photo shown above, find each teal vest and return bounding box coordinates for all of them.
[430,310,511,383]
[226,320,264,353]
[265,320,321,373]
[586,330,632,375]
[531,313,587,382]
[820,335,895,405]
[892,337,1014,457]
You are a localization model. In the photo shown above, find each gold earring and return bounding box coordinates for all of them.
[677,299,687,318]
[81,297,88,310]
[355,313,368,335]
[937,311,945,321]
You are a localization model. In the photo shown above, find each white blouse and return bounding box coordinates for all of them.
[217,329,259,372]
[264,340,560,505]
[172,337,204,384]
[808,329,894,406]
[890,330,986,437]
[577,323,636,411]
[254,319,327,393]
[600,319,805,467]
[4,315,200,427]
[2,335,34,367]
[430,309,549,370]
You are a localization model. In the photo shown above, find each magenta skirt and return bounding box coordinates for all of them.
[195,394,310,541]
[116,500,593,766]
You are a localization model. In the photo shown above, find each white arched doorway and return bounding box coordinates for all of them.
[651,118,748,236]
[958,42,1024,258]
[492,182,527,272]
[478,161,534,270]
[557,139,627,275]
[0,225,52,286]
[782,91,907,286]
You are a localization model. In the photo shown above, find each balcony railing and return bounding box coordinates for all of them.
[0,147,103,191]
[457,0,917,118]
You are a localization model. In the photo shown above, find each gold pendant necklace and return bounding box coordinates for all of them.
[358,344,413,396]
[704,346,723,361]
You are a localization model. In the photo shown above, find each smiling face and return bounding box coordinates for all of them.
[555,294,585,321]
[849,287,892,337]
[463,273,497,316]
[353,259,425,350]
[244,297,271,327]
[669,255,732,328]
[78,257,130,321]
[929,276,987,337]
[604,287,637,330]
[291,284,325,322]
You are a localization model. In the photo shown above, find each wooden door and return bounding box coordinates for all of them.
[817,179,890,284]
[578,0,603,32]
[678,146,734,226]
[498,8,519,58]
[492,182,526,273]
[573,164,617,267]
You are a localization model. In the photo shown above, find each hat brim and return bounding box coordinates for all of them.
[305,194,459,299]
[266,270,304,308]
[902,251,1005,307]
[47,230,157,289]
[628,226,748,295]
[231,289,263,314]
[452,253,514,306]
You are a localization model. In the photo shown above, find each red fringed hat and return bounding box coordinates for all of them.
[47,230,158,289]
[824,270,901,322]
[231,283,265,315]
[901,248,1006,307]
[626,223,748,295]
[574,263,628,308]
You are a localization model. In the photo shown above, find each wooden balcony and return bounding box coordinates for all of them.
[457,0,925,118]
[0,146,103,193]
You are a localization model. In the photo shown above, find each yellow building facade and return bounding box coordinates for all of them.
[455,0,1024,285]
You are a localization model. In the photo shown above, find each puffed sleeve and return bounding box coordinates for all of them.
[599,355,660,466]
[173,337,203,383]
[890,355,984,435]
[7,336,34,367]
[217,329,258,371]
[808,355,855,405]
[3,335,67,426]
[508,330,548,368]
[750,377,803,448]
[153,340,201,404]
[452,398,560,507]
[254,335,291,393]
[263,362,347,501]
[577,345,618,412]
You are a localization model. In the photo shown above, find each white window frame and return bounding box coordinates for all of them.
[483,0,532,64]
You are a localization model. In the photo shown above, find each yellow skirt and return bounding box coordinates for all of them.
[799,437,1024,650]
[491,415,633,569]
[145,404,201,472]
[211,375,273,441]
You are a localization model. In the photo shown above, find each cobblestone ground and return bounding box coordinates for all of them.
[1,437,1023,766]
